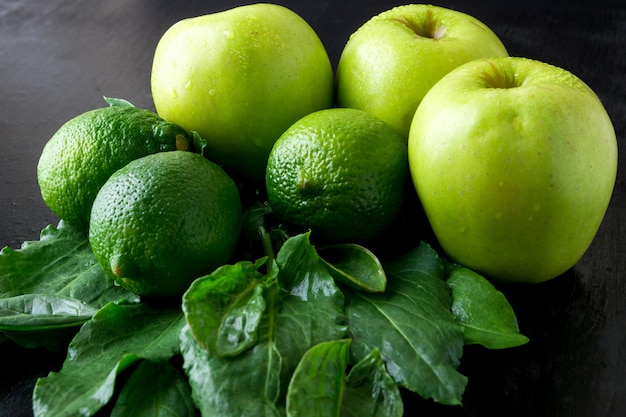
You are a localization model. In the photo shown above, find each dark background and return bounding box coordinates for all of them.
[1,1,624,416]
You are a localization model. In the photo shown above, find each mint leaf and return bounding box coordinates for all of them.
[345,242,467,406]
[32,301,185,417]
[446,262,530,349]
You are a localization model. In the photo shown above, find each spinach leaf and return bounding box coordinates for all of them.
[180,323,284,417]
[345,242,467,406]
[0,294,98,329]
[0,221,133,304]
[445,262,529,349]
[0,221,138,345]
[32,301,185,417]
[183,258,267,357]
[341,348,403,417]
[285,339,351,417]
[273,232,347,377]
[110,360,196,417]
[285,340,403,417]
[318,244,387,293]
[180,232,347,417]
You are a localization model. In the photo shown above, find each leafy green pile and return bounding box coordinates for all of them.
[0,207,528,417]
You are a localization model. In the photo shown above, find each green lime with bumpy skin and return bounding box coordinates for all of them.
[89,151,242,298]
[266,108,408,244]
[37,100,193,229]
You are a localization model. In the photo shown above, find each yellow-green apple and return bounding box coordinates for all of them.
[151,4,334,182]
[336,4,508,139]
[408,56,618,283]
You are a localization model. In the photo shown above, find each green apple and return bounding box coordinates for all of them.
[336,4,508,139]
[151,4,334,182]
[408,56,618,283]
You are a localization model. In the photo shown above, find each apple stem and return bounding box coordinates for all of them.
[391,9,446,40]
[483,60,521,89]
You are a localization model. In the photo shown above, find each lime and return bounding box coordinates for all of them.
[265,108,408,244]
[88,151,242,298]
[37,102,193,229]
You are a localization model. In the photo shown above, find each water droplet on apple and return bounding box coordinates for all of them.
[224,29,234,39]
[170,88,178,98]
[184,80,192,90]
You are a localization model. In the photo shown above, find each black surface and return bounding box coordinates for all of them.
[1,1,625,416]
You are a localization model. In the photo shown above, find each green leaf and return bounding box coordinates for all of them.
[32,301,185,417]
[445,262,530,349]
[111,360,196,417]
[345,242,467,406]
[240,203,274,240]
[286,339,351,417]
[2,324,82,351]
[285,341,403,417]
[0,221,138,345]
[340,348,403,417]
[237,202,287,259]
[0,294,97,330]
[104,96,135,107]
[180,232,347,417]
[319,244,387,293]
[182,259,267,357]
[0,221,131,303]
[180,323,283,417]
[273,233,348,377]
[191,131,207,155]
